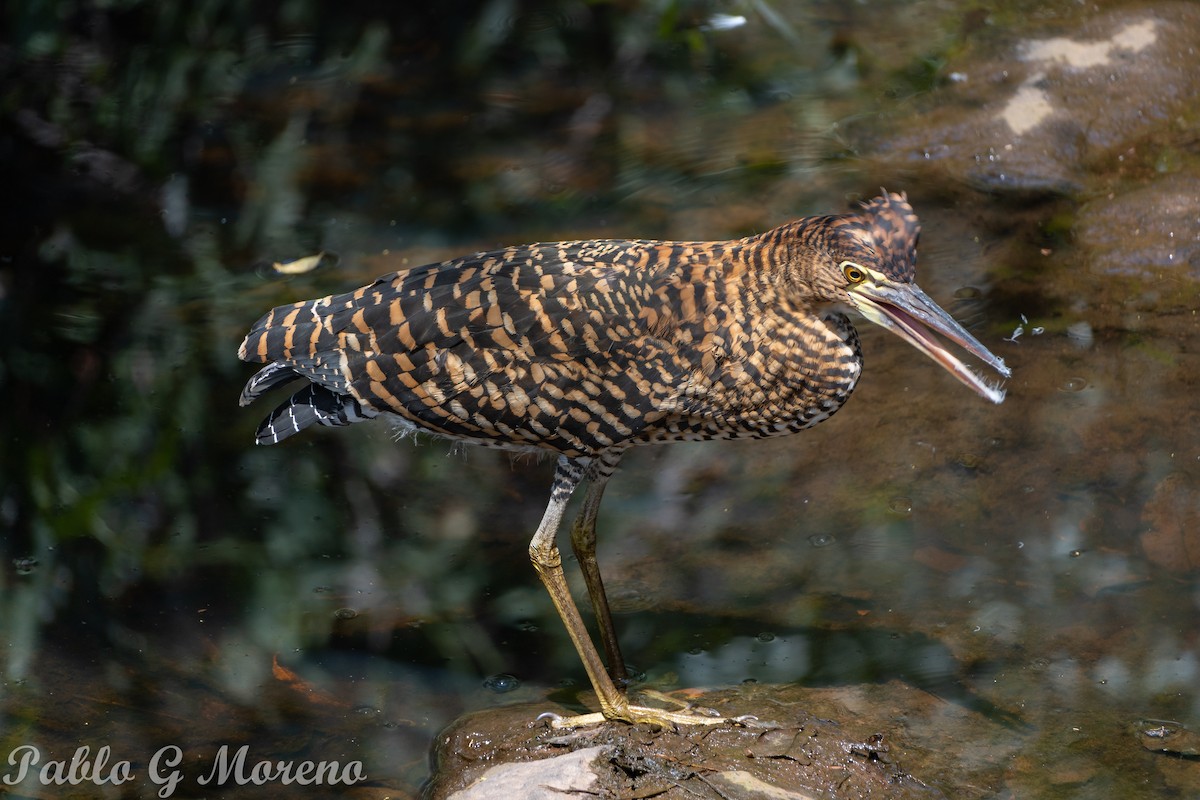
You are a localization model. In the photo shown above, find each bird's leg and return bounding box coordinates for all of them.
[529,457,630,723]
[569,453,628,687]
[530,457,726,729]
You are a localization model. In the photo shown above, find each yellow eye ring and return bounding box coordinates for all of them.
[841,261,867,284]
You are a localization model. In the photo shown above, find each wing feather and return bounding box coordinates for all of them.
[238,240,721,454]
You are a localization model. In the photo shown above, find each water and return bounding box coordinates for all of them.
[3,2,1198,797]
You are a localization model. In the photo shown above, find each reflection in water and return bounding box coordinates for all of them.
[3,1,1199,797]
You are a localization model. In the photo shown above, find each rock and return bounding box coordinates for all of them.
[853,4,1200,195]
[446,745,606,800]
[704,770,821,799]
[1074,175,1200,280]
[1139,472,1200,573]
[425,683,1015,798]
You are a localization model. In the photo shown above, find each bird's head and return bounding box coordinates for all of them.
[802,192,1010,404]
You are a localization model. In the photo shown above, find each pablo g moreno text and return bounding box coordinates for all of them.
[3,744,366,797]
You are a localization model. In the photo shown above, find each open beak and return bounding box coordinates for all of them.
[848,275,1010,404]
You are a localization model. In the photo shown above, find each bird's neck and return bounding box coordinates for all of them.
[718,219,828,304]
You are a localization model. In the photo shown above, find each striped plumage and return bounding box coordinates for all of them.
[240,225,867,453]
[238,192,1009,727]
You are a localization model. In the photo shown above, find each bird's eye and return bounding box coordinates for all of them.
[841,262,867,284]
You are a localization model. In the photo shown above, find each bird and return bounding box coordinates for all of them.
[237,191,1010,728]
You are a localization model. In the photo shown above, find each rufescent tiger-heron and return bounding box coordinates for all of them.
[238,192,1009,728]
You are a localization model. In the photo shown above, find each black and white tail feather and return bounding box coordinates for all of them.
[239,363,377,445]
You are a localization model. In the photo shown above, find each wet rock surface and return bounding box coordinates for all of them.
[1139,471,1200,573]
[853,3,1200,197]
[428,682,1015,799]
[1075,175,1200,280]
[429,677,1200,797]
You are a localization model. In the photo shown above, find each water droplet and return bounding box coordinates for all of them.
[953,286,982,300]
[483,673,521,693]
[1070,549,1085,558]
[1060,377,1088,392]
[516,619,539,632]
[887,497,913,515]
[13,557,37,575]
[312,585,332,593]
[353,706,380,716]
[333,607,358,620]
[808,533,835,548]
[756,632,776,643]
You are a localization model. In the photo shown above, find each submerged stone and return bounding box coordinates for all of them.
[1074,175,1200,280]
[1139,472,1200,573]
[853,4,1200,196]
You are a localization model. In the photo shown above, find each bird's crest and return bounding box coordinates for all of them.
[853,191,920,282]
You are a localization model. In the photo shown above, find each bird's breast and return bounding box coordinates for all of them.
[637,309,863,444]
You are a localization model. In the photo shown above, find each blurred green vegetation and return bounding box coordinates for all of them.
[0,0,903,668]
[0,16,919,792]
